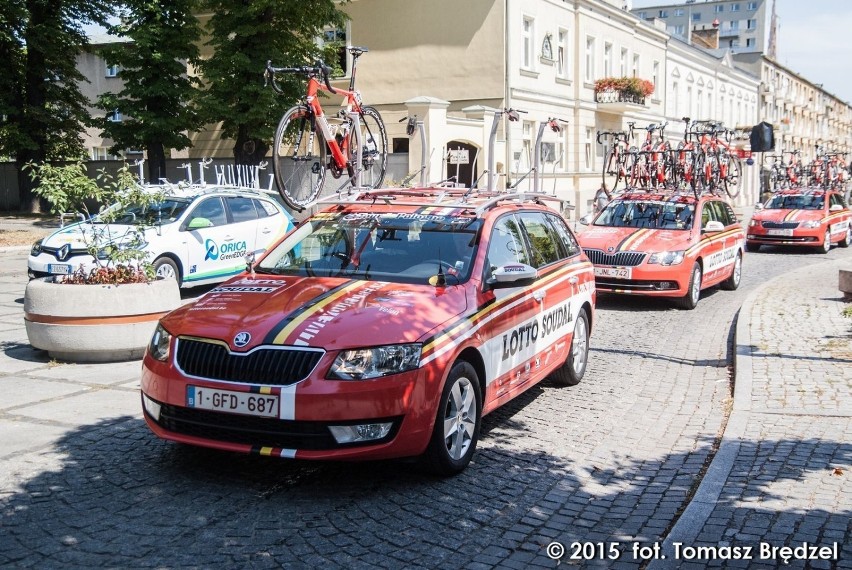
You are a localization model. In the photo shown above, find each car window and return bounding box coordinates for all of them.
[254,198,280,218]
[766,193,824,210]
[226,196,259,223]
[545,214,582,257]
[707,200,734,226]
[518,212,561,268]
[255,211,480,284]
[700,202,713,227]
[829,193,845,208]
[189,197,228,227]
[486,215,530,270]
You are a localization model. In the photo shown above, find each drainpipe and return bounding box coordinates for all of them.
[504,0,511,191]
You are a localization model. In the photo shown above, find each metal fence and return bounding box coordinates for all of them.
[0,154,411,212]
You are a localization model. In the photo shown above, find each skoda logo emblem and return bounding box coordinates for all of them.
[57,244,71,261]
[233,332,251,348]
[606,246,615,253]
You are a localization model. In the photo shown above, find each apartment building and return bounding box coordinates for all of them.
[632,0,770,53]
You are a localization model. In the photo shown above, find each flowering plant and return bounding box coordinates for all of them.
[25,159,164,285]
[594,77,655,98]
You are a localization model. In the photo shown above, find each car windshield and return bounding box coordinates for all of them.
[100,197,192,225]
[594,199,695,230]
[765,194,824,210]
[257,211,481,284]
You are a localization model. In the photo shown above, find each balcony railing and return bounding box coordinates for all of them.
[595,89,646,106]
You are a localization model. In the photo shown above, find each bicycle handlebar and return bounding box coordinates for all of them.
[264,59,336,95]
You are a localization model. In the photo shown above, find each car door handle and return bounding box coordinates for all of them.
[568,276,579,284]
[261,227,272,234]
[533,290,546,303]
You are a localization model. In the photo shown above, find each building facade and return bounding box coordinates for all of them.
[68,0,851,214]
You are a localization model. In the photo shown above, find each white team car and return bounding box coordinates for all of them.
[28,185,294,288]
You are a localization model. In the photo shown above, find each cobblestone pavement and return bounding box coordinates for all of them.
[652,257,852,570]
[0,237,850,568]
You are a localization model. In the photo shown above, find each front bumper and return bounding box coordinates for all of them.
[28,253,98,279]
[592,263,688,297]
[140,352,438,461]
[746,226,822,246]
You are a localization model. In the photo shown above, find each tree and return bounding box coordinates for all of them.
[196,0,346,166]
[96,0,203,184]
[1,0,114,213]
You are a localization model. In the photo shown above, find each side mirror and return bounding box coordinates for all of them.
[579,214,592,226]
[487,263,538,289]
[754,203,764,210]
[245,252,256,273]
[187,217,213,230]
[829,204,843,212]
[703,220,726,233]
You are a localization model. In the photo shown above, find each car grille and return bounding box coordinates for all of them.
[40,245,90,261]
[149,399,400,450]
[761,221,800,229]
[583,249,647,267]
[175,339,323,386]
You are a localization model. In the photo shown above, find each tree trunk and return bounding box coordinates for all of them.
[146,143,167,184]
[233,125,268,166]
[16,152,45,214]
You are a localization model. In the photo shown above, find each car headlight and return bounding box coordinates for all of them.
[328,343,422,380]
[647,250,685,265]
[148,323,172,361]
[802,220,821,229]
[31,239,43,256]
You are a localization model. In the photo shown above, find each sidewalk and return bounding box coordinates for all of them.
[652,257,852,568]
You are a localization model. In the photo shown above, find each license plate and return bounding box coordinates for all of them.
[766,229,794,236]
[187,386,279,418]
[47,264,72,274]
[594,266,632,279]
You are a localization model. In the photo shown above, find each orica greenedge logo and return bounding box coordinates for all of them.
[205,239,248,262]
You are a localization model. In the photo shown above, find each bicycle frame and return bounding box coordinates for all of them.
[302,75,365,172]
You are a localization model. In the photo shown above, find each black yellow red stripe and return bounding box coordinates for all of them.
[263,281,359,344]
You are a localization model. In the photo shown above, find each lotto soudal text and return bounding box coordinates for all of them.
[502,304,572,361]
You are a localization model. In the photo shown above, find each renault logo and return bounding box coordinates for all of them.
[233,332,251,348]
[57,244,71,261]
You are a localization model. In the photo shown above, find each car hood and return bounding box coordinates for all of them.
[162,274,469,351]
[577,225,694,253]
[40,221,147,248]
[750,209,824,224]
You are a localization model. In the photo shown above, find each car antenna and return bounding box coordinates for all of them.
[434,248,446,287]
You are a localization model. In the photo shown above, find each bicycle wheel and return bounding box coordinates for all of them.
[722,154,743,200]
[349,105,388,189]
[273,105,327,210]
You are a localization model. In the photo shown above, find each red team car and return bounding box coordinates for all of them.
[746,189,852,253]
[577,191,745,309]
[141,188,596,474]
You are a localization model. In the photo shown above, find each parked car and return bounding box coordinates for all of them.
[576,190,744,309]
[140,188,596,474]
[28,186,294,288]
[745,188,851,253]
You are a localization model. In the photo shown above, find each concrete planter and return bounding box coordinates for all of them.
[840,269,852,301]
[24,277,181,362]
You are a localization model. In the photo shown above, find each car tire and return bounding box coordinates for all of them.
[720,251,742,291]
[840,226,851,248]
[423,361,481,476]
[154,257,181,287]
[819,229,831,253]
[745,241,761,253]
[678,262,702,310]
[550,308,590,386]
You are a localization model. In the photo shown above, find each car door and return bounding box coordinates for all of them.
[701,200,738,285]
[182,196,242,284]
[479,213,542,405]
[224,195,262,255]
[252,197,288,255]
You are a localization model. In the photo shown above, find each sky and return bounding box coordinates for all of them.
[630,0,852,103]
